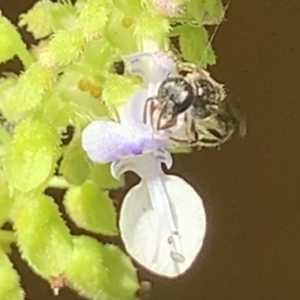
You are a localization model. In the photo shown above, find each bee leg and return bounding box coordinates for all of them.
[183,112,199,146]
[143,97,158,128]
[170,136,190,145]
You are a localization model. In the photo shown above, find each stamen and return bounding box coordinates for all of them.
[146,172,185,263]
[170,250,186,263]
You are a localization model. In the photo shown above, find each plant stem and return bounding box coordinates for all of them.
[17,47,34,69]
[0,229,16,243]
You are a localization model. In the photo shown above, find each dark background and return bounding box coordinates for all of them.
[1,0,300,299]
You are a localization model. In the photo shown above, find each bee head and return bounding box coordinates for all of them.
[157,77,194,115]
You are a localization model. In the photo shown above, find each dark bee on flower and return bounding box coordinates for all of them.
[145,62,245,149]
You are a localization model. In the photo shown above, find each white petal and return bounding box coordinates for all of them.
[123,52,176,86]
[117,89,148,125]
[119,175,206,277]
[111,150,172,179]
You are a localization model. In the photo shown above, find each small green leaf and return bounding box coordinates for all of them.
[89,163,125,190]
[65,236,139,300]
[183,0,225,25]
[65,236,107,300]
[112,0,143,16]
[202,0,225,25]
[60,133,91,185]
[19,0,77,39]
[64,181,118,235]
[45,29,85,67]
[14,194,73,279]
[0,12,33,67]
[174,24,216,67]
[0,249,25,300]
[18,0,55,39]
[34,92,74,129]
[78,0,110,40]
[101,243,140,299]
[4,119,60,193]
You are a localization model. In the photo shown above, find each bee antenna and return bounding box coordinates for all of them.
[199,0,231,68]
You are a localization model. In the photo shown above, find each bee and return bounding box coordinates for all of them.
[145,62,245,149]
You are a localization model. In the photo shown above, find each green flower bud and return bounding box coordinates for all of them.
[40,29,85,68]
[3,63,55,122]
[79,0,111,40]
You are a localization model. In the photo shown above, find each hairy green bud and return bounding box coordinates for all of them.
[3,63,55,121]
[78,0,111,40]
[39,30,85,68]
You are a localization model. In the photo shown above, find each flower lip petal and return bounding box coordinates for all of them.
[82,120,168,164]
[123,52,176,86]
[119,174,207,277]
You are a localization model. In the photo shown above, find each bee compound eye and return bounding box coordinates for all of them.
[158,77,194,116]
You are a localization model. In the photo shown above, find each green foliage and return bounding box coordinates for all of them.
[0,0,226,298]
[2,63,55,121]
[113,0,143,16]
[64,181,118,235]
[0,249,24,300]
[78,0,110,40]
[88,163,125,190]
[134,12,170,51]
[19,0,77,39]
[171,24,216,67]
[102,74,142,116]
[65,236,139,300]
[4,119,60,193]
[60,131,91,185]
[14,194,73,279]
[0,12,33,66]
[43,29,86,67]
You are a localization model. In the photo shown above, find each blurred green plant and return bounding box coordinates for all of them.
[0,0,225,299]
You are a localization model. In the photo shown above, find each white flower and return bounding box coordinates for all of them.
[82,52,206,277]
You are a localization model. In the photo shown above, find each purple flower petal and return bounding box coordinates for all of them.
[123,52,176,86]
[82,120,167,163]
